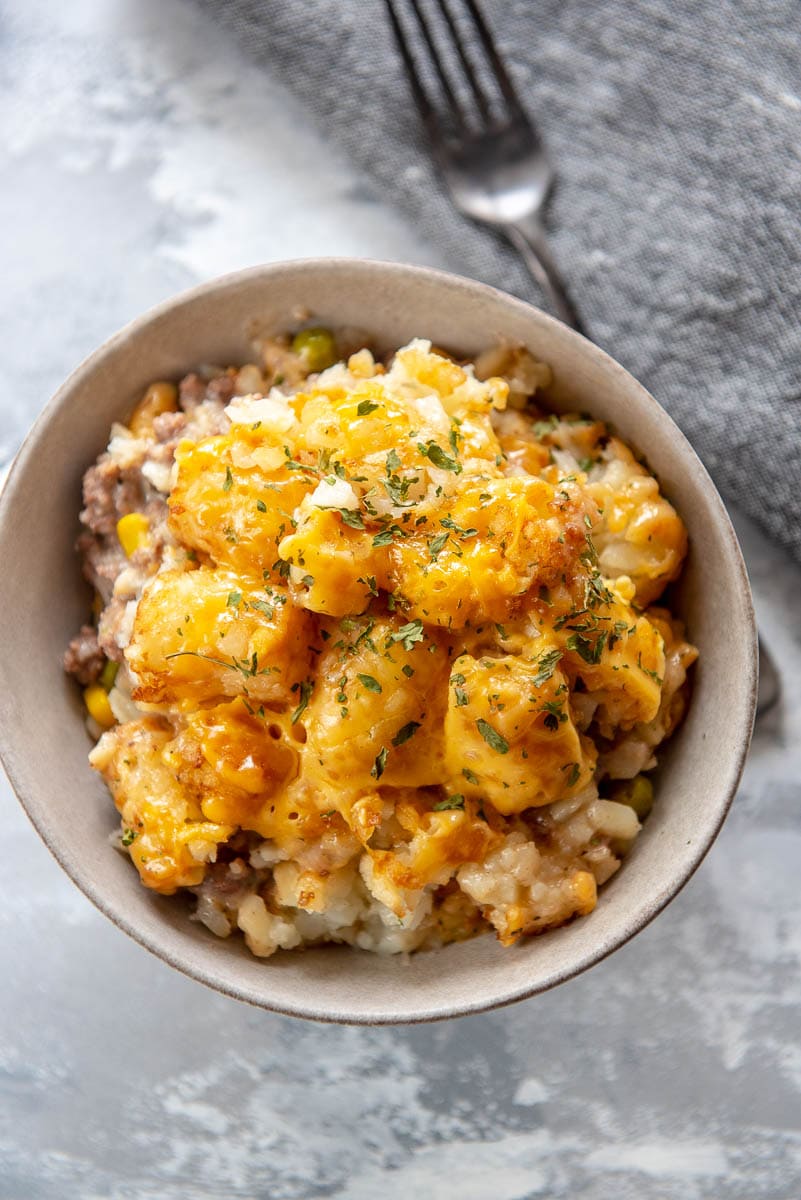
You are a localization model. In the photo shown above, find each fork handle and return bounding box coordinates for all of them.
[504,216,585,335]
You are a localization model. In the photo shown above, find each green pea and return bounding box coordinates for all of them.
[614,774,654,818]
[291,327,337,373]
[99,659,119,692]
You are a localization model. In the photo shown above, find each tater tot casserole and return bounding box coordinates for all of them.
[65,327,697,959]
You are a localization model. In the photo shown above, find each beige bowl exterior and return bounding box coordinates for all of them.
[0,260,757,1024]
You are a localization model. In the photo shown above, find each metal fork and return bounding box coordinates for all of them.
[385,0,781,717]
[385,0,583,332]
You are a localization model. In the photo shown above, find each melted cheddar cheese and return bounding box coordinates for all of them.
[86,338,697,954]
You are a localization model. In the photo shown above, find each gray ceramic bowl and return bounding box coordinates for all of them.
[0,260,757,1024]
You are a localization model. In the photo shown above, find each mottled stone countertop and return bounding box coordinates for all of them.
[1,2,799,1197]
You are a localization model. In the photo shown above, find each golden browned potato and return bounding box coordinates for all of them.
[90,717,234,895]
[443,651,595,814]
[169,427,310,585]
[584,439,687,606]
[301,616,450,796]
[126,567,314,707]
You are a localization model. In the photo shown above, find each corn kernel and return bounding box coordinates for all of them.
[129,381,178,435]
[572,870,597,915]
[84,684,116,729]
[117,512,150,557]
[613,575,637,604]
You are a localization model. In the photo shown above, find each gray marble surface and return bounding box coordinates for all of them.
[1,2,799,1197]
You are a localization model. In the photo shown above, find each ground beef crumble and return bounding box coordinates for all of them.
[80,460,148,536]
[64,371,232,684]
[151,409,188,444]
[63,624,105,685]
[178,371,235,412]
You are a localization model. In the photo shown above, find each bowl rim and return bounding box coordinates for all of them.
[0,257,758,1024]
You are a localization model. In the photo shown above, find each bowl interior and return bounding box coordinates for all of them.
[0,260,756,1023]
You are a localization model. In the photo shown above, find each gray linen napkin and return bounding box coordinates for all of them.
[195,0,800,563]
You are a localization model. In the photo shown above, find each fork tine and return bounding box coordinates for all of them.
[434,0,492,122]
[460,0,528,121]
[386,0,471,134]
[385,0,436,127]
[406,0,468,126]
[389,0,531,136]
